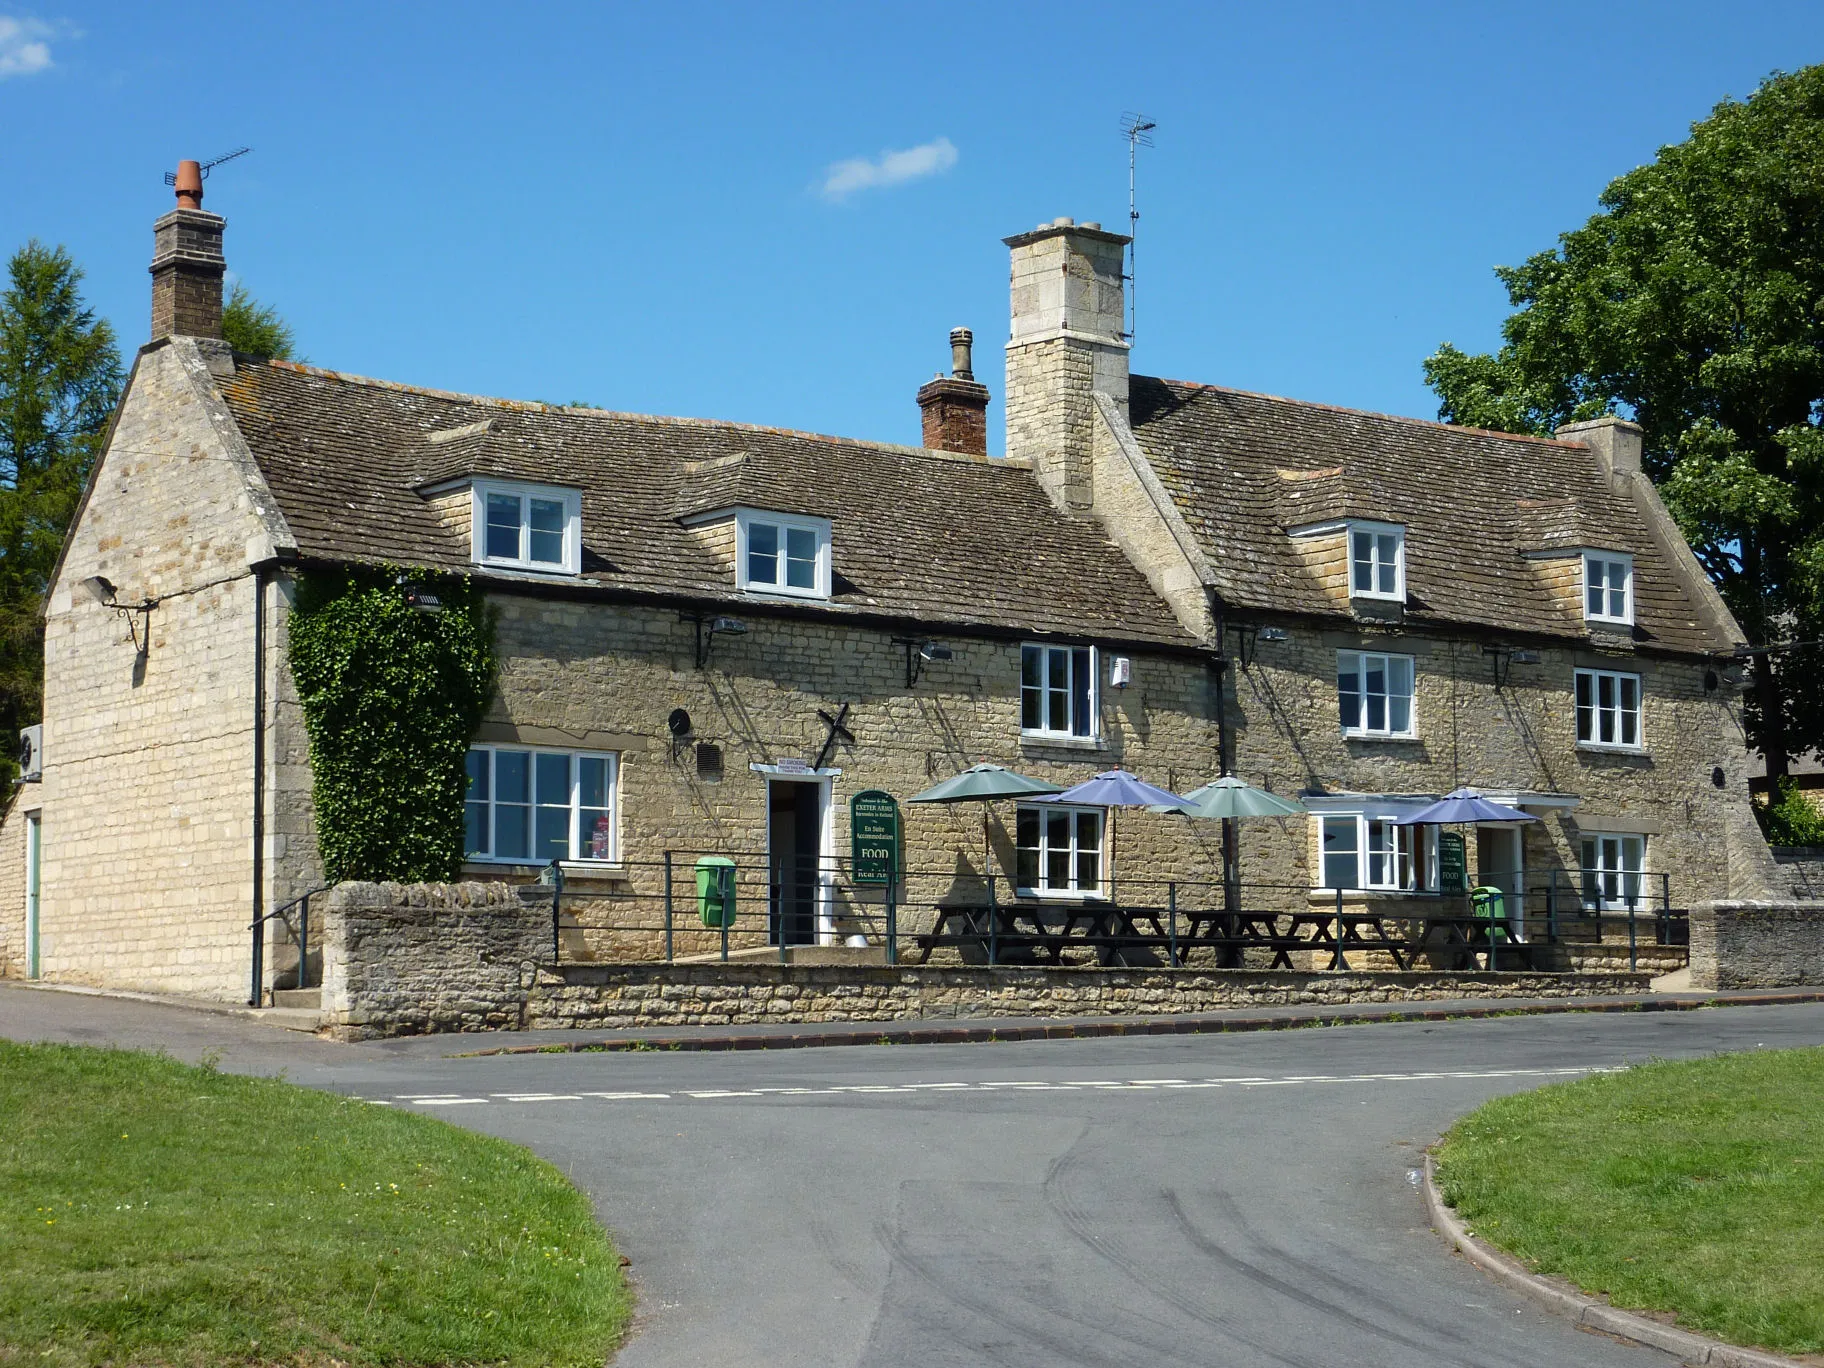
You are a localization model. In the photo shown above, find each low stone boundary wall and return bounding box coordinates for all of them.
[527,963,1651,1034]
[318,880,1653,1040]
[321,881,549,1037]
[1690,900,1824,990]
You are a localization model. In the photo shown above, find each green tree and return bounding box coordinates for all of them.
[1425,65,1824,777]
[0,243,123,773]
[220,281,298,360]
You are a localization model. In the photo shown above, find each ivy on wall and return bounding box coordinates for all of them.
[288,566,497,883]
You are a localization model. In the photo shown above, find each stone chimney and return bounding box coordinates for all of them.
[1003,218,1130,510]
[149,159,226,342]
[916,327,991,455]
[1556,416,1644,477]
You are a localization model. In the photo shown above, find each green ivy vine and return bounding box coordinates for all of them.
[288,565,497,883]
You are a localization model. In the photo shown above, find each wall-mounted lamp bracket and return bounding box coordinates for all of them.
[682,612,748,669]
[893,637,953,688]
[82,575,158,658]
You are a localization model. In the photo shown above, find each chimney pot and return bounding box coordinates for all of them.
[917,326,990,455]
[949,327,975,381]
[173,159,204,209]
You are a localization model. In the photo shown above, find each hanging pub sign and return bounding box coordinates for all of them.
[850,790,900,885]
[1438,831,1468,894]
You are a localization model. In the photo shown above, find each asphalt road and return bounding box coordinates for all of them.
[7,985,1824,1367]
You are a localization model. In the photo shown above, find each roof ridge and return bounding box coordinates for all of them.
[258,359,1031,471]
[1133,373,1592,452]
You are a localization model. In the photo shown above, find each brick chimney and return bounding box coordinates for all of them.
[149,159,226,342]
[1003,218,1130,510]
[916,328,991,455]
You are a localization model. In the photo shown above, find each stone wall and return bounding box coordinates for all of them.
[1689,900,1824,990]
[1771,848,1824,900]
[318,879,1653,1040]
[320,881,549,1037]
[23,339,304,1001]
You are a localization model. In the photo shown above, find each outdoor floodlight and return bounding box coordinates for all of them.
[710,617,748,636]
[81,575,117,605]
[898,638,954,687]
[1259,627,1290,642]
[918,642,952,662]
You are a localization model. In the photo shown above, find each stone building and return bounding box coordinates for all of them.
[0,180,1778,1002]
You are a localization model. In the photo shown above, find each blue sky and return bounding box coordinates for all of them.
[3,2,1818,452]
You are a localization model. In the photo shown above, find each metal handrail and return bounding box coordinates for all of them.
[249,885,332,1002]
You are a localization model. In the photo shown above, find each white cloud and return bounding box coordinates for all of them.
[0,16,53,78]
[820,137,957,201]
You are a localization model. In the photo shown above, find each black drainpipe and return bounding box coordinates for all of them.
[1210,590,1241,963]
[248,565,267,1006]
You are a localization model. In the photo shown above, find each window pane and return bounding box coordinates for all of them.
[535,803,569,861]
[1015,807,1039,888]
[1576,673,1593,741]
[1016,807,1039,850]
[1047,648,1069,732]
[1609,568,1628,619]
[747,522,778,584]
[1076,811,1100,857]
[1021,646,1042,729]
[1377,535,1398,594]
[581,808,613,860]
[1389,693,1411,734]
[464,750,490,856]
[1351,532,1373,591]
[1389,655,1413,698]
[1620,677,1639,746]
[578,756,609,810]
[1322,817,1359,889]
[1070,648,1093,736]
[1338,654,1361,730]
[534,752,569,806]
[526,498,565,564]
[785,527,818,589]
[1587,559,1604,616]
[495,801,530,860]
[485,492,522,560]
[495,750,530,804]
[1016,846,1038,889]
[1046,811,1070,888]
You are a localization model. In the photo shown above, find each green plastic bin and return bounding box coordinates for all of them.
[696,856,736,929]
[1470,885,1509,944]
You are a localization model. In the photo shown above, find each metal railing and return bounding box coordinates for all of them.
[248,885,331,1004]
[525,857,1688,975]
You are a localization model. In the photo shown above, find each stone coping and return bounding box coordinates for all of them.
[1423,1155,1805,1368]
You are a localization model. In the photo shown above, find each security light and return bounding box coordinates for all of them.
[81,575,117,605]
[897,637,954,686]
[710,616,748,636]
[1259,627,1290,642]
[918,642,953,662]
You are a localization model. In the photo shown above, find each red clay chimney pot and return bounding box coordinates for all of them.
[173,160,204,209]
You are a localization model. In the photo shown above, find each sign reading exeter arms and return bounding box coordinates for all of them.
[850,790,900,885]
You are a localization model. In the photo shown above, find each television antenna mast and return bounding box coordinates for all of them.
[163,146,252,188]
[1119,113,1155,343]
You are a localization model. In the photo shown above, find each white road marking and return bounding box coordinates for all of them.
[381,1065,1616,1109]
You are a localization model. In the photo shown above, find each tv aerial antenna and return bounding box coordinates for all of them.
[163,146,252,187]
[1119,113,1155,343]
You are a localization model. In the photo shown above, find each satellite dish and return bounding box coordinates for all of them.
[667,708,693,738]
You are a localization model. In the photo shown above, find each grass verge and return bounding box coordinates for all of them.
[1435,1046,1824,1357]
[0,1041,630,1366]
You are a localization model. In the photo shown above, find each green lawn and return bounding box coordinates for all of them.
[0,1041,630,1366]
[1436,1046,1824,1357]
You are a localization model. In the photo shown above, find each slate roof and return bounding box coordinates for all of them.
[215,359,1197,649]
[1128,376,1735,656]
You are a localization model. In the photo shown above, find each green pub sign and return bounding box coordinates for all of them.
[850,790,900,886]
[1438,831,1468,895]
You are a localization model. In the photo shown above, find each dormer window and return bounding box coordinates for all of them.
[471,479,581,574]
[1584,551,1633,625]
[1348,521,1405,601]
[736,510,831,599]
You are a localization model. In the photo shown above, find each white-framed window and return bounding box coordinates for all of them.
[1583,552,1634,625]
[1575,668,1643,750]
[1581,834,1645,910]
[471,480,582,574]
[1349,522,1406,601]
[1015,803,1104,896]
[735,510,832,599]
[465,745,618,864]
[1337,651,1416,737]
[1319,813,1427,891]
[1021,643,1098,740]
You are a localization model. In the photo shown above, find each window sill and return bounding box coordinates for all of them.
[1309,888,1440,902]
[1348,592,1406,605]
[1577,743,1648,757]
[1015,889,1110,902]
[461,859,628,880]
[1585,616,1634,629]
[1340,731,1420,744]
[739,585,831,603]
[1019,733,1104,751]
[474,558,578,577]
